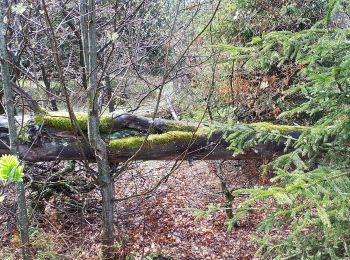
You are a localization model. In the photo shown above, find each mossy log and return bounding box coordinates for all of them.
[0,112,305,162]
[33,112,200,133]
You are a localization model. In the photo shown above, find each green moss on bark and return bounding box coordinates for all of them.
[108,131,199,150]
[250,122,308,133]
[34,112,114,133]
[164,121,199,132]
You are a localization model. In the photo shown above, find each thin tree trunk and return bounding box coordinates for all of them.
[58,0,88,89]
[80,1,115,259]
[214,161,235,220]
[0,4,30,259]
[105,76,114,113]
[165,94,179,121]
[41,66,58,111]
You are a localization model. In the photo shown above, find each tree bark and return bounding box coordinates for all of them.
[0,5,30,259]
[0,113,303,163]
[58,0,88,89]
[105,76,114,113]
[214,161,235,220]
[41,66,58,111]
[81,1,115,259]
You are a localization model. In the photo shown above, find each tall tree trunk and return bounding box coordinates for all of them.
[80,1,115,259]
[0,4,30,259]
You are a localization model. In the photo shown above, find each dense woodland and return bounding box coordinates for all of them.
[0,0,349,259]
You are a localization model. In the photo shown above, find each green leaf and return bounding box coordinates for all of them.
[0,155,24,183]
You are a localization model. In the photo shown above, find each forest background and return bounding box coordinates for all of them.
[0,0,349,259]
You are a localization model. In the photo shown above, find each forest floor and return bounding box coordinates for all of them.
[1,160,265,259]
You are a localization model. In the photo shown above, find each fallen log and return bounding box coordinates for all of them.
[0,112,306,162]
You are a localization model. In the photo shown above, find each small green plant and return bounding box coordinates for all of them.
[186,203,222,222]
[0,155,24,183]
[0,155,24,203]
[29,227,59,260]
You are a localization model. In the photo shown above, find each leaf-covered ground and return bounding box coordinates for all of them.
[1,161,264,259]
